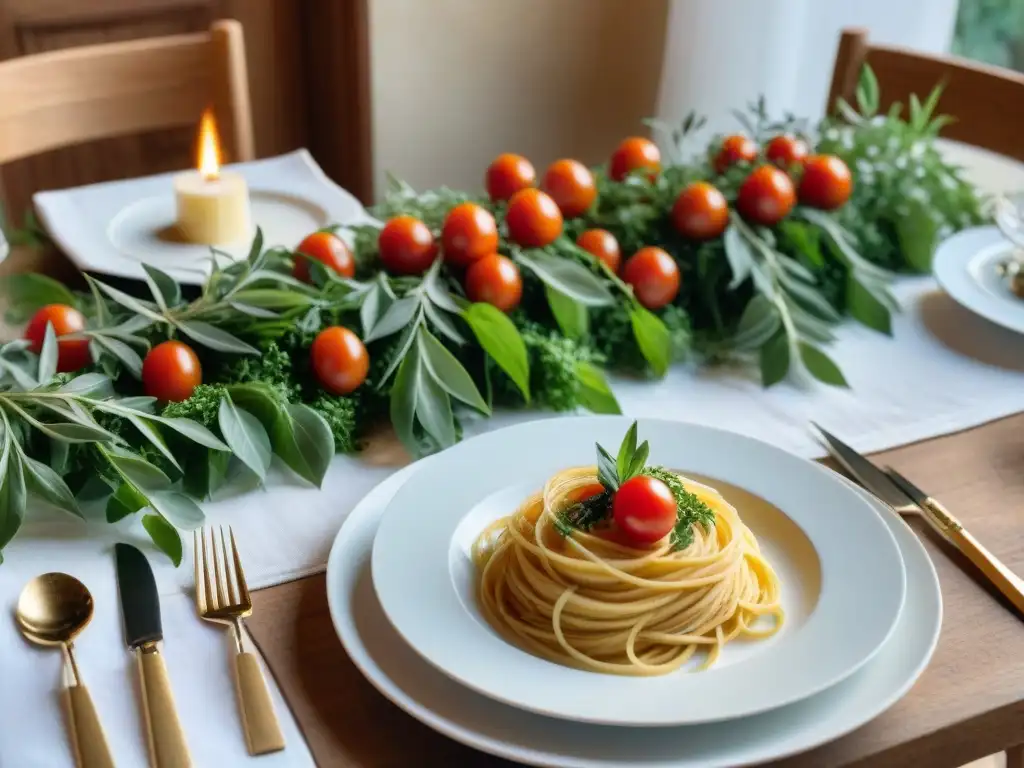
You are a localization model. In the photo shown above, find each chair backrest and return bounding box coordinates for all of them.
[0,19,254,167]
[827,27,1024,162]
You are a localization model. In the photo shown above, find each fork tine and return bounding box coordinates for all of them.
[212,526,229,610]
[229,526,251,605]
[193,530,205,614]
[221,525,240,605]
[201,526,216,611]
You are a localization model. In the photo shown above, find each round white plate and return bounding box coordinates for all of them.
[933,225,1024,334]
[370,417,906,727]
[327,461,941,768]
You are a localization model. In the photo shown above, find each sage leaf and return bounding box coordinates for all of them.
[0,273,76,322]
[760,332,790,387]
[239,269,311,291]
[777,271,841,322]
[364,296,418,343]
[575,361,621,415]
[232,289,316,310]
[546,285,588,340]
[247,227,265,264]
[142,514,183,566]
[124,414,182,471]
[723,225,755,289]
[49,438,69,474]
[57,372,113,397]
[423,301,466,345]
[106,482,149,523]
[390,350,419,453]
[107,450,172,491]
[115,396,157,413]
[416,366,457,449]
[0,442,27,551]
[88,276,165,323]
[847,276,892,335]
[516,251,614,306]
[418,329,489,414]
[360,281,392,338]
[92,335,143,378]
[895,199,938,273]
[23,455,81,517]
[228,300,279,319]
[154,416,229,451]
[629,306,672,377]
[732,296,781,351]
[616,421,638,481]
[856,63,879,116]
[37,322,58,385]
[227,383,286,430]
[462,303,530,402]
[218,397,271,480]
[276,404,334,487]
[779,220,825,267]
[3,399,113,443]
[176,320,259,354]
[799,343,848,387]
[149,490,205,530]
[376,314,421,387]
[0,357,42,390]
[142,264,181,310]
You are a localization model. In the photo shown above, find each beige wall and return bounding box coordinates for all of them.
[369,0,669,201]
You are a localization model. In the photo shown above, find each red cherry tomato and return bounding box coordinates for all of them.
[609,137,661,182]
[505,188,563,247]
[293,231,355,283]
[541,159,597,218]
[142,341,202,402]
[486,153,536,202]
[765,134,809,169]
[798,155,853,210]
[714,134,758,174]
[576,229,622,273]
[378,215,437,275]
[311,326,369,396]
[737,165,796,226]
[24,304,90,373]
[613,475,677,545]
[622,247,680,310]
[671,182,729,240]
[442,203,499,267]
[465,254,523,312]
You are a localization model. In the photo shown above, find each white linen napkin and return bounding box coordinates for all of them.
[0,536,314,768]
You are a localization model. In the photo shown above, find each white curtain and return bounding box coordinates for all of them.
[655,0,960,148]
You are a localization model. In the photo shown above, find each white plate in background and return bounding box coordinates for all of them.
[33,149,375,286]
[326,459,941,768]
[371,416,906,727]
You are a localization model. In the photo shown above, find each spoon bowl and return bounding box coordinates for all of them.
[15,572,94,647]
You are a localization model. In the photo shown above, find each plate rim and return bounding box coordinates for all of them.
[370,416,907,727]
[933,225,1024,333]
[325,459,941,768]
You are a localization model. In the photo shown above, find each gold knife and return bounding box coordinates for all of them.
[813,423,1024,619]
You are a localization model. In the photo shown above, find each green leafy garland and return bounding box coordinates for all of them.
[0,66,985,564]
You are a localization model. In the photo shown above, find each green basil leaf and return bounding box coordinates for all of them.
[0,273,76,321]
[57,372,113,397]
[855,63,879,116]
[0,439,27,551]
[616,421,638,481]
[627,441,650,481]
[176,320,259,354]
[141,264,181,310]
[107,451,172,491]
[153,416,229,451]
[149,490,205,530]
[37,322,58,385]
[92,335,143,378]
[364,296,418,343]
[778,221,825,268]
[218,397,271,480]
[575,361,621,415]
[418,329,489,414]
[462,303,530,402]
[760,332,790,387]
[895,199,938,273]
[846,276,892,335]
[142,514,183,566]
[597,444,619,491]
[516,251,614,306]
[799,343,848,387]
[106,482,150,522]
[546,285,588,340]
[22,455,81,518]
[629,306,672,377]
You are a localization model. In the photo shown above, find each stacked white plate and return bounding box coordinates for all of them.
[326,416,942,767]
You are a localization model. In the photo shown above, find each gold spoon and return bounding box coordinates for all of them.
[16,573,115,768]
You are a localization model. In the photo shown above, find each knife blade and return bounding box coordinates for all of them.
[811,423,916,510]
[114,543,192,767]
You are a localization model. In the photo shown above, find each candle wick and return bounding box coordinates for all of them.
[203,170,220,183]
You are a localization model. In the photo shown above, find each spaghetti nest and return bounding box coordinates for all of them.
[472,466,783,676]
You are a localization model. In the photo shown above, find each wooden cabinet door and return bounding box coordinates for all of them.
[0,0,307,227]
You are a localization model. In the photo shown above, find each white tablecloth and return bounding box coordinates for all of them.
[2,140,1023,767]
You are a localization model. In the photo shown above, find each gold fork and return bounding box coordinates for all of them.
[193,526,285,755]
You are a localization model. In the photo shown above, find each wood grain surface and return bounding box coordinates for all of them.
[247,416,1024,768]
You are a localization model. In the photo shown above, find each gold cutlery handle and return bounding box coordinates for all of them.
[234,651,285,755]
[65,685,115,768]
[137,646,192,768]
[924,499,1024,617]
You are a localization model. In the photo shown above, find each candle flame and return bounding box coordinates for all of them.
[196,109,222,180]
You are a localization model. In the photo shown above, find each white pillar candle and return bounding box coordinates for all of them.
[173,170,251,245]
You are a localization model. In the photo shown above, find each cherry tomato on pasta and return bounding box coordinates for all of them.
[24,304,90,373]
[293,231,355,283]
[486,153,536,202]
[378,215,437,275]
[442,203,499,267]
[613,475,677,545]
[311,326,369,395]
[464,253,523,312]
[576,229,621,273]
[142,341,202,402]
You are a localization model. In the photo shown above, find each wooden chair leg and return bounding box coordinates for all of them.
[1007,744,1024,768]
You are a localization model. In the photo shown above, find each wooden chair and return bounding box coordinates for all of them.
[0,19,254,168]
[827,27,1024,161]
